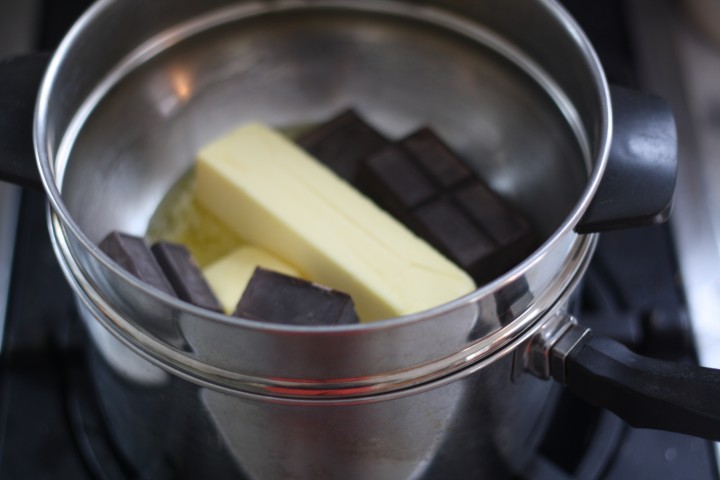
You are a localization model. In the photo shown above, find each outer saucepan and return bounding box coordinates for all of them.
[0,0,715,478]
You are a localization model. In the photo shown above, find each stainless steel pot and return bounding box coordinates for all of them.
[0,0,714,479]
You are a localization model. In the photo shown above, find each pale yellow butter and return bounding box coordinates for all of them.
[196,123,475,321]
[203,245,302,315]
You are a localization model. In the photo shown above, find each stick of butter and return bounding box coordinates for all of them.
[203,245,302,315]
[196,123,476,322]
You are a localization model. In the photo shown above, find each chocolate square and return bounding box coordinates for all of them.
[453,183,532,248]
[297,109,390,181]
[99,232,175,296]
[413,198,496,277]
[400,127,473,188]
[235,268,360,326]
[151,242,223,313]
[358,144,438,221]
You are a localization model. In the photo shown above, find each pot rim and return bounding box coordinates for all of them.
[33,0,612,334]
[51,204,598,398]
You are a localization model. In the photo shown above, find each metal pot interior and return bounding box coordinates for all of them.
[57,2,588,245]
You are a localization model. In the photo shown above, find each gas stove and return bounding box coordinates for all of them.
[0,1,718,479]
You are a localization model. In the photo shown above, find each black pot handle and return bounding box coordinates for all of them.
[575,86,678,233]
[553,327,720,441]
[0,53,52,191]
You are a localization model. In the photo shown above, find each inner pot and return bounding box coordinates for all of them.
[38,0,609,393]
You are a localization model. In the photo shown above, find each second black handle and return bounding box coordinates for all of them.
[563,334,720,441]
[576,86,678,233]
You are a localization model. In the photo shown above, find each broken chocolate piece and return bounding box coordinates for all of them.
[297,109,389,181]
[234,268,360,326]
[99,232,175,296]
[151,242,223,313]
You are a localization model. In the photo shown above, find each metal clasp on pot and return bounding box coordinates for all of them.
[522,312,590,381]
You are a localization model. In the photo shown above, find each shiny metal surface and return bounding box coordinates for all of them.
[521,310,576,379]
[80,308,558,479]
[36,0,609,393]
[515,313,592,385]
[548,321,591,384]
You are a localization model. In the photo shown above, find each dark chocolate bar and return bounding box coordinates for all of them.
[356,127,537,283]
[151,242,223,313]
[234,268,360,326]
[297,109,389,181]
[99,232,175,296]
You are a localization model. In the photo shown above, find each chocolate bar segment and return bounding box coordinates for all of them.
[234,268,360,326]
[297,110,389,181]
[453,183,532,247]
[400,127,473,188]
[151,242,223,313]
[357,145,437,222]
[99,232,175,296]
[414,198,497,279]
[453,183,536,281]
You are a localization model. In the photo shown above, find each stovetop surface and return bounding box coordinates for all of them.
[1,1,719,479]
